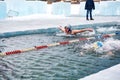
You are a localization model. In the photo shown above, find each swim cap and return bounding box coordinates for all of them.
[97,41,103,47]
[93,41,103,49]
[115,31,120,35]
[67,24,71,27]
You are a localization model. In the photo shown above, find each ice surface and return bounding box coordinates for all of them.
[0,1,120,19]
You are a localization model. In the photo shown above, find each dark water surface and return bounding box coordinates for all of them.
[0,25,120,80]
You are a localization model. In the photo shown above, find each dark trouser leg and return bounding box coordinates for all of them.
[86,10,89,20]
[90,9,94,20]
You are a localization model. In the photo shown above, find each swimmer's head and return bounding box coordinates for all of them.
[97,41,103,47]
[93,41,103,49]
[67,24,71,27]
[65,24,71,29]
[116,31,120,35]
[64,26,68,29]
[64,26,71,31]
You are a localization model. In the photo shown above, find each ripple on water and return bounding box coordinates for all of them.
[0,25,120,80]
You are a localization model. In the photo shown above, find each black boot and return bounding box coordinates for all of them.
[86,18,89,20]
[90,18,94,20]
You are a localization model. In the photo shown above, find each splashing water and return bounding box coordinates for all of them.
[81,38,120,55]
[100,38,120,52]
[80,26,120,55]
[96,26,119,33]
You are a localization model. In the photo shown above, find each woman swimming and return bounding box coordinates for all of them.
[58,26,93,35]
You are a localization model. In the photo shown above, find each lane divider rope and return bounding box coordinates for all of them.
[0,32,119,56]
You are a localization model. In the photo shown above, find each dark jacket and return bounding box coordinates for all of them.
[85,0,95,10]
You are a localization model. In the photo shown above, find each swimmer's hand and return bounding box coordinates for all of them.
[58,26,62,29]
[58,26,62,28]
[58,26,65,33]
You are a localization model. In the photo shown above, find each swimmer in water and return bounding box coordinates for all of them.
[99,39,120,56]
[80,38,120,56]
[58,26,93,35]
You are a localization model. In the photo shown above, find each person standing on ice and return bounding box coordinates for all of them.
[85,0,95,20]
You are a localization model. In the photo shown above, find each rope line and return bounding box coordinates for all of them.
[0,33,119,56]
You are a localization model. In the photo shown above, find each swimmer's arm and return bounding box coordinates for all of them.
[58,26,65,32]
